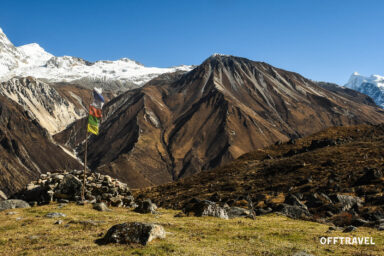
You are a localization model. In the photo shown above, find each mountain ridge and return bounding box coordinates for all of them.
[56,54,384,189]
[0,27,193,90]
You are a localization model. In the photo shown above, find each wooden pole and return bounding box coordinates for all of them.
[81,131,88,202]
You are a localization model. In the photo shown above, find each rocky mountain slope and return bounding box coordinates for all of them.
[0,76,118,134]
[140,124,384,226]
[344,72,384,108]
[56,55,384,189]
[0,27,193,90]
[0,95,82,196]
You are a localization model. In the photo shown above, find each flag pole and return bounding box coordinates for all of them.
[81,130,88,202]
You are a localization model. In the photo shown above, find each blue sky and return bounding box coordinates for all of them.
[0,0,383,85]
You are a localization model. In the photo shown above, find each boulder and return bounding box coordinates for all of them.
[226,206,252,219]
[93,202,111,212]
[100,222,165,245]
[134,199,157,214]
[276,204,311,219]
[331,194,362,212]
[184,199,229,219]
[0,199,30,211]
[55,174,83,200]
[284,194,308,210]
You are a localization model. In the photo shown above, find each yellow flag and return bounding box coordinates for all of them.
[87,123,99,135]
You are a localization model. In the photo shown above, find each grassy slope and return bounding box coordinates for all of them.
[0,203,383,256]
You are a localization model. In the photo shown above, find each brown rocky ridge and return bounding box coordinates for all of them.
[56,54,384,189]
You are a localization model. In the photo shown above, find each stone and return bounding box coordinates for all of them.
[45,212,66,218]
[226,207,252,219]
[284,194,308,210]
[55,174,83,200]
[100,222,165,245]
[276,204,311,219]
[58,199,69,204]
[93,202,111,212]
[255,207,272,215]
[6,211,17,215]
[0,190,7,201]
[343,225,357,233]
[134,199,158,214]
[0,199,30,211]
[331,194,362,212]
[54,220,63,225]
[378,224,384,231]
[183,199,229,219]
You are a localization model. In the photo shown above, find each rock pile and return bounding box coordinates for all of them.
[12,170,135,207]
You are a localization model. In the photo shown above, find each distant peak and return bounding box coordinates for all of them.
[352,71,360,76]
[211,53,230,57]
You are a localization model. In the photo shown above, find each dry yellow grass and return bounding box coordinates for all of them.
[0,203,383,256]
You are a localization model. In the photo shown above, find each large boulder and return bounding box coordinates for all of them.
[184,199,229,219]
[101,222,165,245]
[0,199,30,211]
[134,199,157,214]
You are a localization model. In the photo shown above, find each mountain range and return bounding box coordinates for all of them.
[0,27,193,91]
[1,27,384,199]
[55,54,384,189]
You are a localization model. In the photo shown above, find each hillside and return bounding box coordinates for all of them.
[56,55,384,189]
[139,124,384,224]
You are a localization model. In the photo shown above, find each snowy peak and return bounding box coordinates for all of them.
[0,28,194,90]
[17,43,53,66]
[344,72,384,108]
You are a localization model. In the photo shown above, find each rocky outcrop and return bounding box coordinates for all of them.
[100,222,166,245]
[12,170,135,207]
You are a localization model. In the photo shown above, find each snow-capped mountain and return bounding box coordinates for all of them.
[344,72,384,108]
[0,27,193,89]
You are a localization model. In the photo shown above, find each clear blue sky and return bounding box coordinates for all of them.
[0,0,383,85]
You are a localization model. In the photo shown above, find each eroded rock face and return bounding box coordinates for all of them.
[0,199,30,211]
[101,222,166,245]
